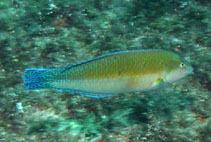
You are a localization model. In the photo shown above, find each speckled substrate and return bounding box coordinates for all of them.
[0,0,210,142]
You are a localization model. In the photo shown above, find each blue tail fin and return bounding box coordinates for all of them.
[24,69,49,90]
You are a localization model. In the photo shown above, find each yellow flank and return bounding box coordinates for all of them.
[63,50,179,80]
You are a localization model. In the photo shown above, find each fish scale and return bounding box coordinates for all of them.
[24,49,193,98]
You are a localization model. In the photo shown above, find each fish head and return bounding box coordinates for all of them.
[164,53,194,83]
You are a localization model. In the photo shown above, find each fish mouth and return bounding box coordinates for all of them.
[186,66,194,75]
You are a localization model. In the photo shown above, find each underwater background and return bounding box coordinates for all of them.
[0,0,210,142]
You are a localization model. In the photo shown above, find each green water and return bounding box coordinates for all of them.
[0,0,210,141]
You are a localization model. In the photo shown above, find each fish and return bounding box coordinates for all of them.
[24,49,193,98]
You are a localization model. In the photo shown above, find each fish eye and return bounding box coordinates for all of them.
[180,63,185,68]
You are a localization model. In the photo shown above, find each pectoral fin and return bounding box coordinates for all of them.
[152,77,164,88]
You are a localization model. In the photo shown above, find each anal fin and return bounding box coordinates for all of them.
[54,88,114,98]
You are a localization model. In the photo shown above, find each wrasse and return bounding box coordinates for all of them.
[24,49,193,98]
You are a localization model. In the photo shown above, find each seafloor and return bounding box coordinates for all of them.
[0,0,210,142]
